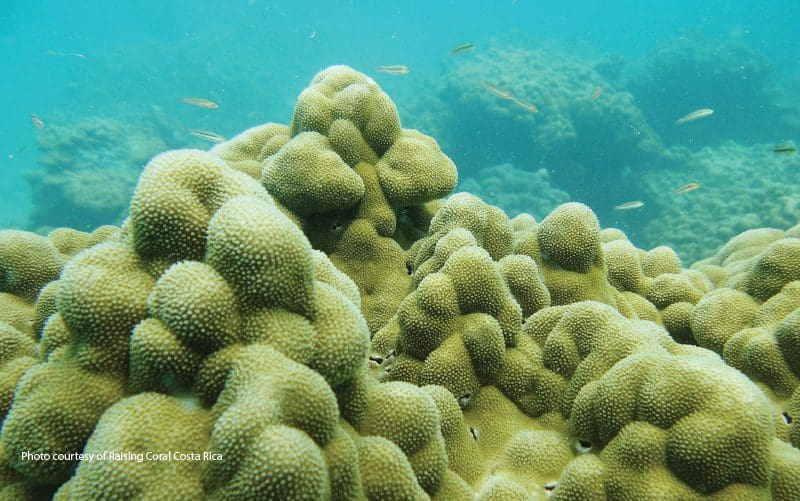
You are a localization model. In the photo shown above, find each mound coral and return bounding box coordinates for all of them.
[1,91,462,498]
[684,229,800,448]
[0,227,116,423]
[2,65,799,500]
[214,66,457,332]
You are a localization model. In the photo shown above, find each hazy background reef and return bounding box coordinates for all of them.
[3,12,800,264]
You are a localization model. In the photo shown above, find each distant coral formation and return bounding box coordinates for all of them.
[625,33,796,146]
[406,37,799,263]
[27,36,799,269]
[26,111,186,232]
[2,66,799,500]
[410,42,662,209]
[640,141,800,263]
[458,163,569,221]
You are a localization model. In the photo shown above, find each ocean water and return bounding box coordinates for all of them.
[2,0,799,263]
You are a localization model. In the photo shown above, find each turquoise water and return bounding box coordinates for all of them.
[2,0,799,261]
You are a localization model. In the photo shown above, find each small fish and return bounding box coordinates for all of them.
[480,80,512,100]
[773,143,797,154]
[181,97,219,109]
[511,95,538,113]
[30,113,44,130]
[591,86,603,100]
[614,200,644,211]
[675,108,714,125]
[64,170,83,181]
[675,182,701,195]
[450,42,476,55]
[189,129,226,143]
[377,65,409,75]
[46,50,85,59]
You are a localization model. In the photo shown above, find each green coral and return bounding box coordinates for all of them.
[533,302,783,497]
[516,202,625,310]
[0,323,38,421]
[214,65,458,332]
[378,189,800,497]
[3,65,800,500]
[683,230,800,447]
[2,125,465,498]
[0,231,64,303]
[55,393,211,499]
[129,148,270,271]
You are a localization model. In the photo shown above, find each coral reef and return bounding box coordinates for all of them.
[640,141,800,264]
[458,163,569,221]
[25,112,186,232]
[402,38,799,264]
[0,226,116,425]
[213,66,457,332]
[625,32,797,147]
[406,41,664,214]
[2,65,800,500]
[687,227,800,448]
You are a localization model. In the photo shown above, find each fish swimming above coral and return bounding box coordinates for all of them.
[675,182,701,194]
[450,42,476,54]
[614,200,644,210]
[29,112,44,130]
[480,79,512,99]
[675,108,714,125]
[188,128,225,142]
[377,64,409,75]
[1,65,799,501]
[773,142,797,154]
[510,94,538,113]
[181,97,219,109]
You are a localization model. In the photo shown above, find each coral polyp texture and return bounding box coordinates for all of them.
[215,65,457,333]
[2,65,800,500]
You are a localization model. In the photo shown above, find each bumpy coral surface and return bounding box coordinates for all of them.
[2,65,799,500]
[215,66,457,333]
[1,68,465,500]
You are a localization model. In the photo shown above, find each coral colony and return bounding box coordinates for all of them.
[1,66,799,499]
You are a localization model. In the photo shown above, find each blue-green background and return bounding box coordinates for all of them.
[2,0,798,262]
